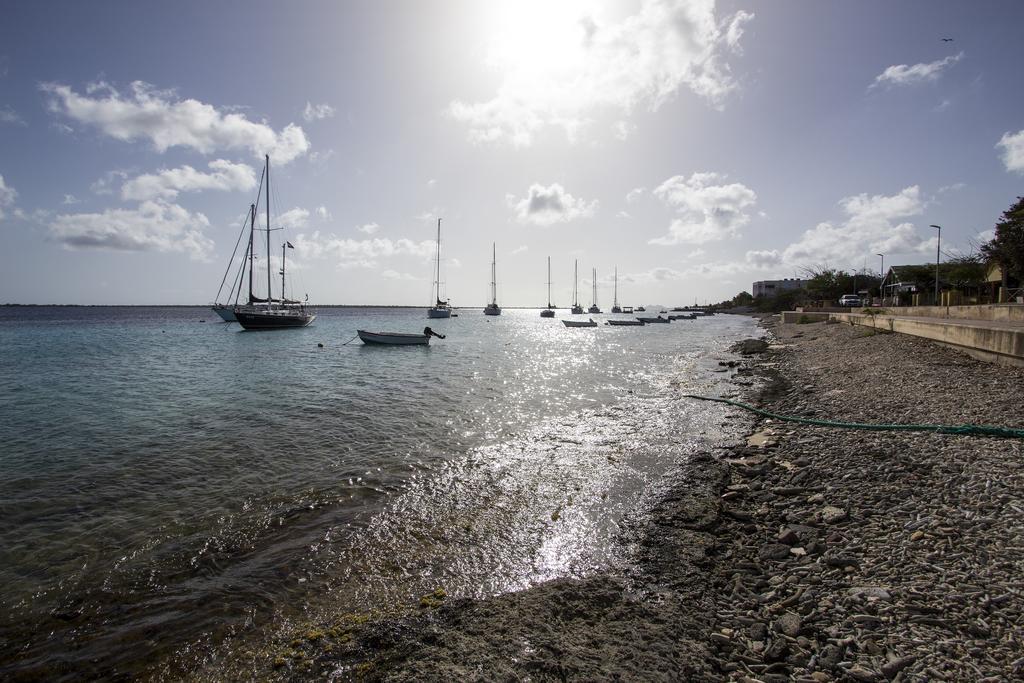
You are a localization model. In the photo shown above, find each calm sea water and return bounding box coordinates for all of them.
[0,306,756,679]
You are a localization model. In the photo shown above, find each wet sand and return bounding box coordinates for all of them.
[200,314,1024,681]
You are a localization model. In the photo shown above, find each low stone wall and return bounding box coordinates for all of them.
[830,312,1024,367]
[882,303,1024,322]
[780,311,830,324]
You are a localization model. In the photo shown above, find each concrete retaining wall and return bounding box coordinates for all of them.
[830,312,1024,367]
[880,304,1024,323]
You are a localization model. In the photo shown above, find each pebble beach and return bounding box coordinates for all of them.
[215,314,1024,682]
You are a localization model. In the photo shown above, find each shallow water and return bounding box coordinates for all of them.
[0,306,756,678]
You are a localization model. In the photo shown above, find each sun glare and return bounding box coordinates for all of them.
[484,0,594,75]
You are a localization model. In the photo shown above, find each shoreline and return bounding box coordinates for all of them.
[197,315,1024,681]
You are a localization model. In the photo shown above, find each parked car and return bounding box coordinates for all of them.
[838,294,861,307]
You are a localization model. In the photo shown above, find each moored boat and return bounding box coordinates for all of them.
[234,155,315,330]
[427,218,452,318]
[483,243,501,315]
[607,319,644,326]
[357,330,430,345]
[636,315,670,323]
[587,267,601,314]
[610,266,622,314]
[540,256,555,317]
[571,260,583,314]
[563,318,598,328]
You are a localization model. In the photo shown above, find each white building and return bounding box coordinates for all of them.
[752,278,805,298]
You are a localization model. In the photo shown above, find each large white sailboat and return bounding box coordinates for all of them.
[483,242,501,315]
[427,218,452,319]
[571,260,584,314]
[233,155,315,330]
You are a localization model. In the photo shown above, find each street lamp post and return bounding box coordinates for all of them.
[877,253,884,304]
[929,224,941,303]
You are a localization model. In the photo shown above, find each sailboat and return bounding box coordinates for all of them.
[611,266,622,313]
[540,256,555,317]
[588,268,602,314]
[483,243,501,315]
[211,204,259,322]
[233,155,315,330]
[427,218,452,318]
[571,260,584,314]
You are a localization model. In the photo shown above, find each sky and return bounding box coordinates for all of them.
[1,0,1023,306]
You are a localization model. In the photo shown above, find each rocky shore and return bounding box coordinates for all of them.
[218,316,1024,681]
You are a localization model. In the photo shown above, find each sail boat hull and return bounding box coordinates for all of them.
[212,304,237,322]
[235,307,315,329]
[483,304,501,315]
[427,307,451,319]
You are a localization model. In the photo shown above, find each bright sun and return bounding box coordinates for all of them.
[483,0,594,75]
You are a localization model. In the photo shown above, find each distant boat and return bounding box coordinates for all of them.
[587,268,601,314]
[357,330,430,345]
[541,256,555,317]
[234,155,315,330]
[637,315,670,324]
[483,242,501,315]
[669,313,697,320]
[610,266,622,314]
[636,306,646,312]
[607,319,643,326]
[427,218,452,318]
[571,260,584,314]
[563,318,597,328]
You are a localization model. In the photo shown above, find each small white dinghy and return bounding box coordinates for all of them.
[562,318,598,328]
[357,327,446,345]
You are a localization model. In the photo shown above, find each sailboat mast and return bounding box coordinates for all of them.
[490,242,497,305]
[573,260,578,306]
[247,203,256,303]
[434,218,441,305]
[592,268,597,306]
[613,266,618,307]
[547,256,551,307]
[281,243,287,304]
[265,154,272,306]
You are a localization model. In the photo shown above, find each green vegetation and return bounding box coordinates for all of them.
[981,196,1024,288]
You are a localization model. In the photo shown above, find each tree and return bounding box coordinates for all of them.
[981,196,1024,286]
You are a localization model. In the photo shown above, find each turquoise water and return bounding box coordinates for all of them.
[0,306,756,678]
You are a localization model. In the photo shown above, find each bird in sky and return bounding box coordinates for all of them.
[941,37,954,42]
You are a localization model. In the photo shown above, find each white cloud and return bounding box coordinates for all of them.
[41,81,310,163]
[303,101,336,121]
[277,207,310,229]
[121,159,256,201]
[0,174,17,219]
[997,129,1024,174]
[781,186,929,266]
[48,200,212,259]
[90,170,129,195]
[426,179,437,188]
[619,266,686,284]
[870,52,963,89]
[315,206,331,220]
[380,269,420,281]
[626,187,646,203]
[745,249,781,268]
[357,222,380,235]
[62,194,80,205]
[613,120,636,140]
[508,182,597,226]
[648,172,757,245]
[292,231,435,268]
[724,10,754,53]
[0,107,26,126]
[449,0,752,145]
[511,244,528,255]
